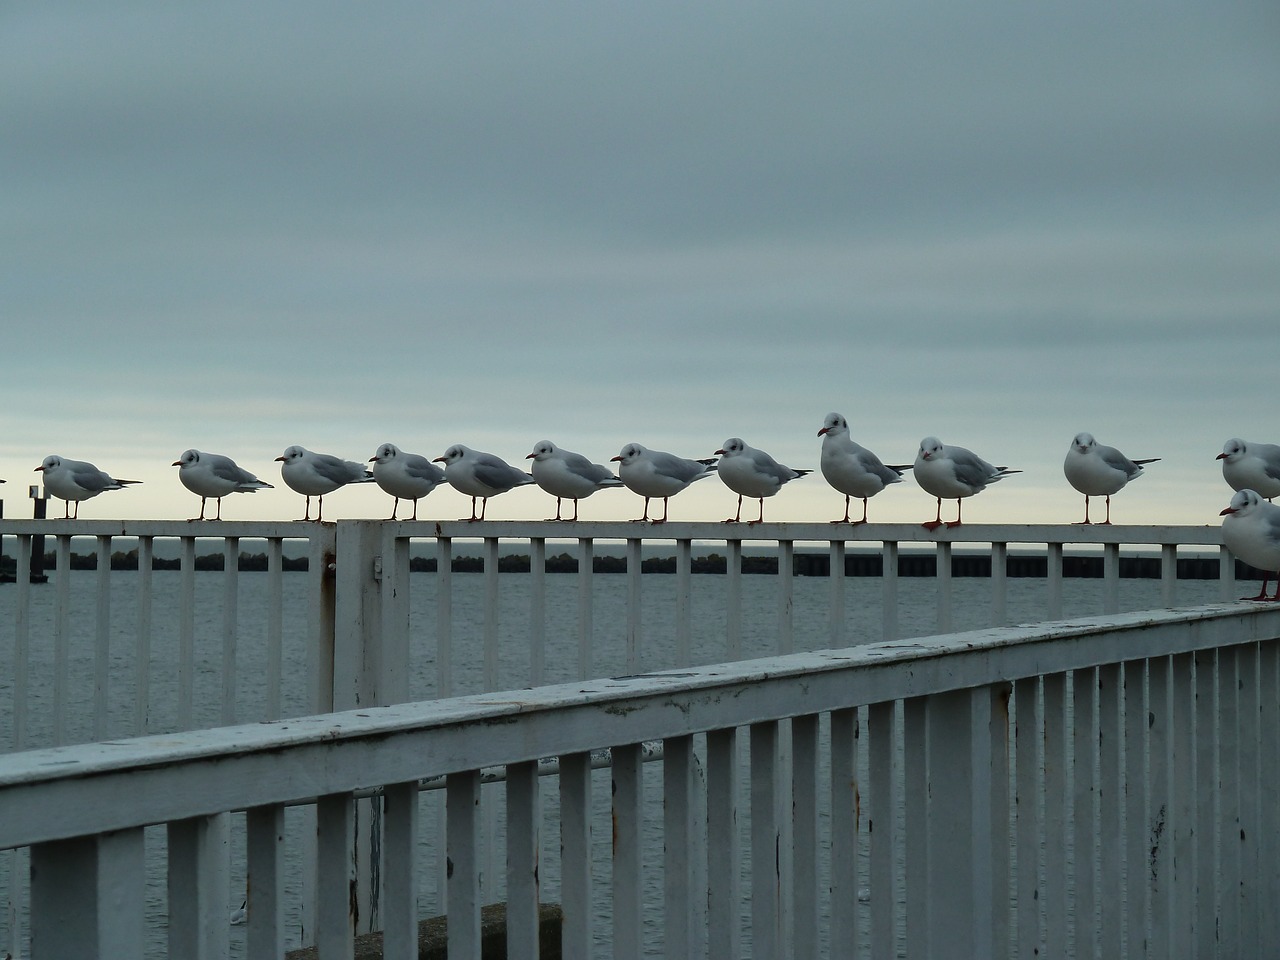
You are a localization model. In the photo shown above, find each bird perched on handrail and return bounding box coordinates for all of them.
[1063,432,1159,524]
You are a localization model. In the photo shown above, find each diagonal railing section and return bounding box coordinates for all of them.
[0,604,1277,958]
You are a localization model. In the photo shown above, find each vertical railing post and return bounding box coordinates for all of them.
[924,689,978,957]
[332,521,387,936]
[31,829,146,960]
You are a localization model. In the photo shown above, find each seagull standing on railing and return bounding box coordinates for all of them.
[34,455,141,519]
[275,446,374,521]
[1063,432,1159,525]
[434,444,535,521]
[526,440,622,521]
[612,443,717,523]
[1220,489,1280,601]
[369,443,447,521]
[1218,438,1280,502]
[173,449,274,521]
[713,437,810,524]
[817,412,910,524]
[913,437,1018,530]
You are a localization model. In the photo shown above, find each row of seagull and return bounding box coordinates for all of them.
[13,415,1280,530]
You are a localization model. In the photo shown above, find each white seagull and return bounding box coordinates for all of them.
[1218,438,1280,502]
[817,412,910,524]
[913,437,1019,530]
[35,455,141,519]
[275,445,373,521]
[433,444,535,521]
[1063,432,1159,524]
[1220,489,1280,601]
[172,449,273,521]
[526,440,622,521]
[714,437,810,524]
[369,443,447,521]
[611,443,717,523]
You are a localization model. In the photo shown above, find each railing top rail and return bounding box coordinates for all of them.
[3,601,1275,849]
[0,519,334,540]
[0,518,1225,546]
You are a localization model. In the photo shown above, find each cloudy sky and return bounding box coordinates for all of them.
[3,1,1277,526]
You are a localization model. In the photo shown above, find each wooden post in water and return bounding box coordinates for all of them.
[31,484,48,582]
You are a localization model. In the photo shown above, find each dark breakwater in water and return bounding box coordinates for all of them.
[1,547,1261,580]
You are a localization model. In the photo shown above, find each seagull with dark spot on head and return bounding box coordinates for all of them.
[526,440,622,521]
[1063,432,1159,525]
[369,443,447,521]
[913,437,1018,530]
[173,449,273,521]
[35,455,141,519]
[611,443,717,523]
[714,437,809,524]
[434,444,535,521]
[275,445,373,521]
[1220,488,1280,601]
[817,412,910,524]
[1218,438,1280,501]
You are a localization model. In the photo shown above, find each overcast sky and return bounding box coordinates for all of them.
[3,1,1278,526]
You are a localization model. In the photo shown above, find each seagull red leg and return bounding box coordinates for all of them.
[922,497,944,531]
[945,498,964,528]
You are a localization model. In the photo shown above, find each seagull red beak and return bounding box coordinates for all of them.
[33,466,44,472]
[171,460,183,467]
[432,456,446,463]
[525,453,536,460]
[1216,453,1228,461]
[610,456,623,462]
[1220,506,1237,516]
[274,456,286,462]
[817,427,830,436]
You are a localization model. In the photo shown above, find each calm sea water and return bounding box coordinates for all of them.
[0,570,1232,957]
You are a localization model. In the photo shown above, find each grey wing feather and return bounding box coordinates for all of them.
[72,464,119,493]
[403,454,447,483]
[949,448,998,487]
[314,455,368,484]
[1262,508,1280,548]
[564,451,617,485]
[856,447,907,483]
[209,456,256,485]
[651,451,705,483]
[473,456,531,490]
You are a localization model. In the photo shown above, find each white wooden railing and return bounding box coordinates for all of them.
[1,603,1278,959]
[0,519,1269,958]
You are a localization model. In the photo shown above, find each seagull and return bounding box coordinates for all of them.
[433,444,535,521]
[172,449,273,521]
[611,443,717,523]
[713,437,810,524]
[1218,438,1280,502]
[34,455,141,519]
[275,446,373,521]
[913,437,1019,530]
[817,412,910,524]
[526,440,623,521]
[1219,489,1280,601]
[369,443,447,520]
[1063,432,1159,524]
[230,898,247,925]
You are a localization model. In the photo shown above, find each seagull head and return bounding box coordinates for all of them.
[527,440,556,461]
[918,437,943,462]
[1221,488,1262,516]
[1071,432,1097,455]
[818,412,847,437]
[716,438,746,457]
[276,445,307,464]
[612,443,645,464]
[1218,438,1246,462]
[434,445,467,465]
[35,455,61,473]
[370,443,400,464]
[173,449,200,468]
